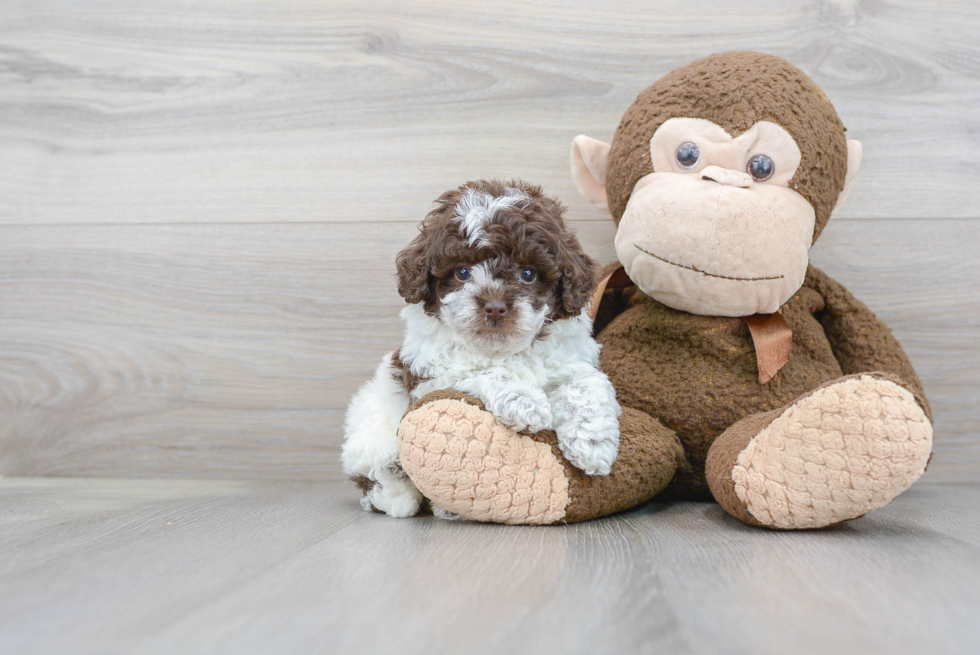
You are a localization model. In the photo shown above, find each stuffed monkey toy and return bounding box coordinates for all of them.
[394,52,933,528]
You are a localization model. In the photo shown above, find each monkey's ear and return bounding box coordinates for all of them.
[832,139,863,215]
[570,135,611,211]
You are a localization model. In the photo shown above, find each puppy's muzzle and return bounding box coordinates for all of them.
[483,300,508,324]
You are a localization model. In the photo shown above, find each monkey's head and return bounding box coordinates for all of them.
[571,51,862,317]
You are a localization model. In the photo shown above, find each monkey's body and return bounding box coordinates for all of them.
[594,265,931,523]
[597,268,845,499]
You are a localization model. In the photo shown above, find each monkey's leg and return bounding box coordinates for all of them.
[706,373,933,529]
[397,390,683,524]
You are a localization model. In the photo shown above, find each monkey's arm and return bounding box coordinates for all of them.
[805,265,931,420]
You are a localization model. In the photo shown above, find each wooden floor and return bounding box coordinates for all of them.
[0,476,978,654]
[2,1,979,653]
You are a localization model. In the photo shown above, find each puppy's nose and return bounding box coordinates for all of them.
[483,300,508,321]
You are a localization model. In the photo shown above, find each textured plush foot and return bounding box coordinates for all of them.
[721,375,933,529]
[398,398,570,525]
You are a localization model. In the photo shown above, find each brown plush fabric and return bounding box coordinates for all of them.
[597,264,931,503]
[405,388,484,414]
[704,409,782,527]
[597,266,850,499]
[605,51,848,240]
[547,407,684,523]
[806,267,932,420]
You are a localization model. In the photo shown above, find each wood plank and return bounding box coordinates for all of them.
[0,218,976,481]
[1,0,978,226]
[0,476,978,654]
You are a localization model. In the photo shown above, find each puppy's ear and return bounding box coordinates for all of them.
[395,232,431,305]
[556,238,599,319]
[539,197,599,319]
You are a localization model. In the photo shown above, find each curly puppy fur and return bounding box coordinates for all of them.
[342,180,621,517]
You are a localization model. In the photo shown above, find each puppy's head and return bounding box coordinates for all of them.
[396,179,598,353]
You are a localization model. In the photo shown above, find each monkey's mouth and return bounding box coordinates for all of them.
[634,245,784,282]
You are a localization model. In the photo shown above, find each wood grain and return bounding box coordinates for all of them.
[0,3,977,652]
[1,0,978,226]
[0,476,978,654]
[0,219,976,481]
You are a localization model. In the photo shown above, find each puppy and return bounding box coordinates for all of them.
[341,180,621,518]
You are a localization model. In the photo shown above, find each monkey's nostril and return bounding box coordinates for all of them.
[700,165,753,189]
[483,300,508,320]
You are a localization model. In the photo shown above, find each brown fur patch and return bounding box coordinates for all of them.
[351,474,375,494]
[390,349,427,398]
[349,475,385,514]
[605,52,848,241]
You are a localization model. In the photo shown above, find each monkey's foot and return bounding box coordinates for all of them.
[397,391,570,525]
[707,374,933,530]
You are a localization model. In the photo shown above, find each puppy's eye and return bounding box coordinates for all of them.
[519,268,536,283]
[455,266,471,281]
[676,142,699,168]
[747,154,775,181]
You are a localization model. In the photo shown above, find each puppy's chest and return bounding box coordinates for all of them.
[393,348,553,400]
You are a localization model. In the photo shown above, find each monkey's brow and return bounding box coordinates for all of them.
[634,245,784,281]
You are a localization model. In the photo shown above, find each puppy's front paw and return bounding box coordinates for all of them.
[490,390,553,433]
[557,425,620,476]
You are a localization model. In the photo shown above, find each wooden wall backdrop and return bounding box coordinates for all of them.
[1,0,978,482]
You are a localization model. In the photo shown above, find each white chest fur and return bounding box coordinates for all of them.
[397,303,600,401]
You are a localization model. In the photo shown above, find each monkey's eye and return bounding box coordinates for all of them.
[455,266,472,281]
[676,142,700,168]
[747,154,775,181]
[519,268,536,283]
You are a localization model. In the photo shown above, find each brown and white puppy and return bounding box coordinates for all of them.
[341,180,621,518]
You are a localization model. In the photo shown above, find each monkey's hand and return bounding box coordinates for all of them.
[550,372,621,476]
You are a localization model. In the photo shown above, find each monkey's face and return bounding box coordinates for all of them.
[570,52,862,318]
[614,118,815,316]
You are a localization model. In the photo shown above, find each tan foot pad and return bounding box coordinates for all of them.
[398,398,569,525]
[732,375,933,529]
